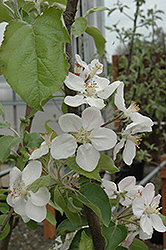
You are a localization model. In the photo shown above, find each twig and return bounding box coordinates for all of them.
[0,208,14,235]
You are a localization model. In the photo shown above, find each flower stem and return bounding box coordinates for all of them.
[101,113,123,127]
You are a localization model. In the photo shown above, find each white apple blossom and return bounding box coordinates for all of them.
[64,72,122,109]
[113,113,153,165]
[132,183,166,235]
[115,82,140,118]
[50,107,117,172]
[7,161,50,223]
[29,133,52,160]
[102,176,142,206]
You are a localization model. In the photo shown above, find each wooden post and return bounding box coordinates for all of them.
[43,204,56,239]
[160,154,166,249]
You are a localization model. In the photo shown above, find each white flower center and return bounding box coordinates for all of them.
[90,61,102,76]
[145,202,161,215]
[9,181,26,199]
[126,101,140,116]
[84,79,98,97]
[74,63,82,76]
[127,134,142,147]
[73,127,90,144]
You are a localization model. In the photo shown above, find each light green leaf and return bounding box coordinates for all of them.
[0,2,14,23]
[84,6,114,18]
[24,132,43,149]
[0,102,5,120]
[159,213,166,226]
[71,17,87,38]
[54,187,81,224]
[98,153,119,173]
[129,238,148,250]
[48,199,63,216]
[0,194,7,200]
[28,175,55,192]
[102,222,128,250]
[46,209,56,227]
[0,203,9,214]
[78,183,111,226]
[0,188,8,194]
[0,7,70,110]
[65,156,101,182]
[85,26,106,55]
[0,215,10,241]
[0,135,21,162]
[0,121,11,129]
[48,0,67,5]
[61,102,68,114]
[26,220,38,230]
[79,230,92,250]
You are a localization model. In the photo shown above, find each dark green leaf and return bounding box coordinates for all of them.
[102,222,128,250]
[0,136,21,162]
[78,183,111,226]
[0,7,70,110]
[85,26,106,55]
[46,209,56,227]
[26,220,38,230]
[98,153,119,173]
[129,238,148,250]
[48,199,63,215]
[65,156,101,182]
[0,215,10,240]
[0,102,5,120]
[71,17,87,38]
[116,247,128,250]
[0,2,14,23]
[28,175,54,192]
[24,132,43,149]
[0,203,9,214]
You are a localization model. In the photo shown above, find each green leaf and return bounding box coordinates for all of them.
[65,156,101,182]
[78,183,111,226]
[159,213,166,226]
[0,203,9,214]
[116,247,128,250]
[28,175,54,192]
[0,2,14,23]
[26,220,38,230]
[48,0,67,5]
[46,209,56,227]
[0,194,7,200]
[79,230,93,250]
[69,228,91,250]
[24,132,43,149]
[129,238,148,250]
[71,17,87,38]
[0,136,21,162]
[84,6,113,18]
[0,188,8,194]
[0,121,11,129]
[102,222,128,250]
[54,187,81,224]
[0,215,10,241]
[0,102,5,120]
[85,26,106,55]
[56,217,87,237]
[61,102,68,114]
[0,7,70,110]
[48,199,63,216]
[98,153,119,173]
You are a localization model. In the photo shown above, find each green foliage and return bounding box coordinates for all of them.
[78,183,111,226]
[85,26,106,55]
[102,222,128,250]
[26,220,38,230]
[71,17,87,38]
[0,7,70,110]
[0,1,14,23]
[0,121,11,129]
[65,156,101,182]
[0,203,9,214]
[0,214,10,241]
[129,238,148,250]
[98,153,119,173]
[0,135,21,163]
[79,230,93,250]
[48,199,63,216]
[24,132,43,149]
[0,102,5,120]
[69,228,91,250]
[28,175,55,192]
[46,209,57,227]
[84,6,115,18]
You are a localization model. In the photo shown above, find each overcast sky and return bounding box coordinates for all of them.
[0,0,166,62]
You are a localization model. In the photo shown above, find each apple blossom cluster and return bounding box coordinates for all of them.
[7,161,50,223]
[102,176,166,247]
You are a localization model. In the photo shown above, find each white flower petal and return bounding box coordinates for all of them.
[140,214,153,235]
[82,107,103,131]
[64,72,85,92]
[29,142,49,160]
[50,134,77,159]
[102,179,117,198]
[76,144,100,172]
[93,75,110,91]
[75,54,88,69]
[25,199,47,222]
[22,161,42,186]
[139,230,152,240]
[150,214,166,232]
[98,81,122,99]
[113,138,125,161]
[118,176,136,192]
[64,95,86,107]
[132,198,145,218]
[142,183,155,206]
[59,113,82,132]
[152,194,161,206]
[85,96,105,110]
[13,196,30,223]
[29,187,50,206]
[89,127,117,150]
[123,139,136,165]
[9,166,21,186]
[90,59,103,75]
